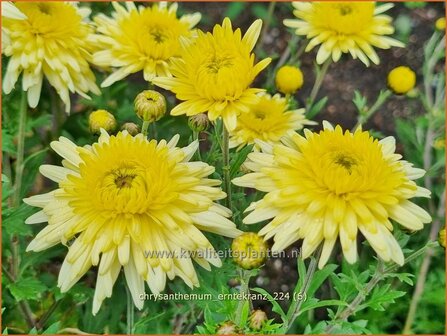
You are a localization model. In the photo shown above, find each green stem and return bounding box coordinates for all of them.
[286,250,320,331]
[235,270,252,326]
[192,131,202,161]
[125,285,134,334]
[306,59,331,112]
[222,126,232,210]
[255,1,276,55]
[141,121,150,137]
[13,90,28,206]
[353,90,392,130]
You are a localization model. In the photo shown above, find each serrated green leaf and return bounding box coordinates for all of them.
[251,287,287,323]
[7,278,47,301]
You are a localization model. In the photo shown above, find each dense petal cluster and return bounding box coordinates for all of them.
[2,2,100,111]
[284,2,404,66]
[24,131,241,314]
[233,122,432,268]
[229,93,314,149]
[153,18,271,131]
[93,2,201,87]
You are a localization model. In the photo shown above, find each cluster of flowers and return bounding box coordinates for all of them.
[2,1,434,314]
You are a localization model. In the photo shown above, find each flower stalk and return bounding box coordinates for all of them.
[306,59,331,112]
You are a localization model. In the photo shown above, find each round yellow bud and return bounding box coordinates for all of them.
[387,66,416,95]
[433,138,445,150]
[275,65,304,94]
[89,109,117,134]
[216,321,240,335]
[134,90,166,123]
[121,122,140,136]
[439,227,446,248]
[249,309,268,331]
[188,113,209,132]
[435,17,446,31]
[231,232,268,270]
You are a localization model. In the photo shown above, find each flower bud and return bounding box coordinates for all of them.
[439,227,445,248]
[134,90,166,122]
[188,113,209,132]
[249,309,268,331]
[231,232,268,270]
[89,109,117,134]
[121,122,140,136]
[436,17,446,31]
[216,321,240,335]
[387,66,416,95]
[275,65,304,95]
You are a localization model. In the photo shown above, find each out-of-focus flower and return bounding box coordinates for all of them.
[275,65,304,94]
[134,90,167,123]
[439,227,446,248]
[387,66,416,95]
[435,17,446,31]
[232,232,268,269]
[234,122,431,268]
[153,18,271,131]
[2,2,100,112]
[89,109,117,134]
[249,309,268,331]
[433,138,445,150]
[284,2,404,66]
[121,122,140,136]
[92,2,200,87]
[24,131,240,314]
[229,93,315,149]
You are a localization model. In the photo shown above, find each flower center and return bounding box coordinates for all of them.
[114,171,136,189]
[314,2,375,35]
[206,55,234,74]
[333,152,357,173]
[149,27,167,43]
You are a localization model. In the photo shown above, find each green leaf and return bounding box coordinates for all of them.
[42,322,61,334]
[2,203,34,236]
[230,145,253,178]
[299,298,347,315]
[224,2,246,20]
[2,129,16,154]
[7,278,47,301]
[360,284,406,312]
[251,287,287,323]
[307,97,328,119]
[21,149,48,198]
[307,264,338,298]
[239,300,250,327]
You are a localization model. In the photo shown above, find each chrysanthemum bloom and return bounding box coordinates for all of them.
[284,2,404,66]
[153,18,271,131]
[24,130,241,314]
[89,109,117,134]
[92,2,201,87]
[229,93,314,150]
[387,66,416,95]
[275,65,304,95]
[2,2,100,112]
[233,122,432,268]
[231,232,268,269]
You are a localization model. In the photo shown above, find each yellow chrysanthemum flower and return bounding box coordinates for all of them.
[435,17,446,31]
[233,122,432,269]
[153,18,271,131]
[229,93,315,149]
[89,109,117,134]
[284,2,404,66]
[232,232,268,270]
[439,227,446,248]
[92,2,201,87]
[387,66,416,95]
[2,2,100,112]
[24,130,241,314]
[1,2,27,20]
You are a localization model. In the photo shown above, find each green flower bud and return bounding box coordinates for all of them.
[134,90,166,123]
